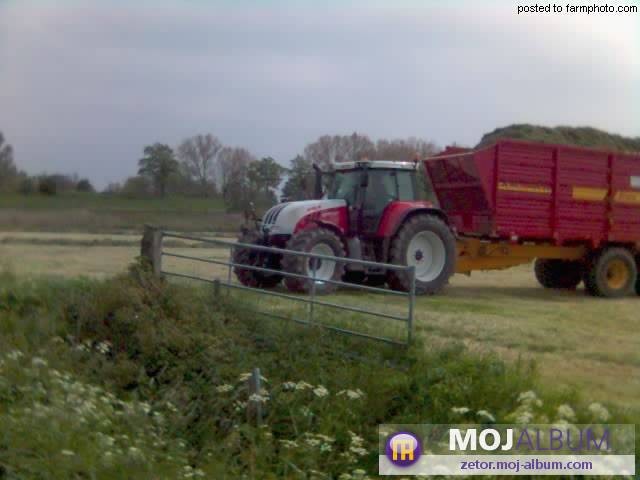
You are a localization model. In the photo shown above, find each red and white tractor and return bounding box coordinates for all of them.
[233,160,457,295]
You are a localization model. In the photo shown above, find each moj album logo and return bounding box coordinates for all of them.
[379,424,635,476]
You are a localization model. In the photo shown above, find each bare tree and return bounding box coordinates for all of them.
[303,133,375,168]
[218,147,256,209]
[177,134,223,196]
[375,137,439,161]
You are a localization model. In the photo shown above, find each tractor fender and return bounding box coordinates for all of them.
[377,203,451,264]
[377,202,450,239]
[293,206,349,237]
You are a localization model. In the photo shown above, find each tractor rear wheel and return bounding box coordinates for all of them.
[233,231,283,288]
[386,215,456,295]
[534,259,583,290]
[584,247,637,298]
[282,228,346,294]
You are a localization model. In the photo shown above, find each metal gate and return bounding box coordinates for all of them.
[142,226,416,346]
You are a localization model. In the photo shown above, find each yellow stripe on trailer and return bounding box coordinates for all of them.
[498,182,551,195]
[572,186,608,202]
[614,190,640,205]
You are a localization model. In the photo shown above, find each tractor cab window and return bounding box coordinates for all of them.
[365,170,397,212]
[396,170,417,201]
[326,170,360,204]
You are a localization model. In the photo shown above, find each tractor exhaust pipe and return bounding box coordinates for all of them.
[312,163,323,199]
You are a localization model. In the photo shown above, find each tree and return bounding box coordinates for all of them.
[122,175,152,198]
[138,143,178,197]
[176,134,222,196]
[0,131,17,192]
[246,157,286,198]
[303,133,375,168]
[375,137,439,161]
[76,178,95,193]
[38,176,57,195]
[281,155,314,201]
[217,147,255,211]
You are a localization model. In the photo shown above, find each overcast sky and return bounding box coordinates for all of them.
[0,1,638,188]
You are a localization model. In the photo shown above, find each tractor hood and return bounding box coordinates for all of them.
[260,199,346,235]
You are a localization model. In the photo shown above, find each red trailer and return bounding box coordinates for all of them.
[425,140,640,297]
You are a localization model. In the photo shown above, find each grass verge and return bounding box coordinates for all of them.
[0,265,635,478]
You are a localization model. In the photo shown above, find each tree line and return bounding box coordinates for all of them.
[0,130,441,211]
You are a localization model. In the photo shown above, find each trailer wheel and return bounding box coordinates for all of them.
[233,231,283,288]
[584,248,637,298]
[534,259,583,290]
[282,228,346,294]
[387,215,456,295]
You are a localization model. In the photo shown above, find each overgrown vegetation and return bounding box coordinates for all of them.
[0,265,631,478]
[478,124,640,152]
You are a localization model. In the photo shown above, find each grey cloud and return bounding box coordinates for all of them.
[0,2,637,188]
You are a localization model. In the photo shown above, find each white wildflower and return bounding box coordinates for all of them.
[96,341,112,355]
[588,402,610,422]
[7,350,23,360]
[279,439,299,448]
[215,384,233,393]
[295,381,314,391]
[320,443,333,452]
[248,393,269,403]
[451,406,470,415]
[518,390,543,407]
[476,409,496,422]
[337,389,364,400]
[31,357,48,368]
[61,450,75,456]
[282,381,297,390]
[556,404,576,421]
[305,437,321,447]
[515,410,534,424]
[352,468,367,478]
[313,385,329,398]
[237,372,252,382]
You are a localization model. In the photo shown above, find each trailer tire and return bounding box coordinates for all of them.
[387,215,456,295]
[282,228,346,294]
[534,259,583,290]
[584,248,637,298]
[233,231,283,288]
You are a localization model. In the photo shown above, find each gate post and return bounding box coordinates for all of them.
[141,225,163,277]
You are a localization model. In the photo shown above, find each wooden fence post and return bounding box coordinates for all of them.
[141,225,163,277]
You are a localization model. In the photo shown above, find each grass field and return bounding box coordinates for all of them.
[0,193,242,232]
[2,232,638,418]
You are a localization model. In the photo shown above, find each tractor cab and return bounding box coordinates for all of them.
[321,160,421,235]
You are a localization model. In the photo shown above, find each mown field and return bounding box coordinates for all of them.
[1,231,638,419]
[0,193,241,233]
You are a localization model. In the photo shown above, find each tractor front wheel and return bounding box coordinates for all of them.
[233,231,283,288]
[386,215,456,295]
[584,247,637,298]
[282,228,346,294]
[534,259,583,290]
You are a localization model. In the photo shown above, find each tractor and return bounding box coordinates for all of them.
[233,160,457,295]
